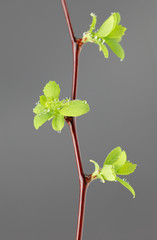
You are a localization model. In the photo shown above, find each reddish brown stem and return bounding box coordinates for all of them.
[67,118,90,240]
[67,118,84,179]
[76,178,89,240]
[72,42,82,100]
[61,0,75,43]
[61,1,91,240]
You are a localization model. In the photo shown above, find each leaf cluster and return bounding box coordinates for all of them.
[33,81,90,132]
[33,12,137,198]
[90,147,137,197]
[82,12,127,60]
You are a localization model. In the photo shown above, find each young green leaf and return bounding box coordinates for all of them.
[59,100,90,117]
[116,177,135,198]
[104,147,122,166]
[40,95,47,107]
[110,37,122,43]
[52,114,65,132]
[94,39,109,58]
[96,14,116,38]
[90,160,100,172]
[115,12,121,24]
[99,43,109,58]
[113,150,127,170]
[117,161,137,175]
[43,81,60,100]
[108,25,127,39]
[89,13,97,33]
[97,173,105,183]
[105,38,125,60]
[33,103,45,114]
[34,112,54,130]
[100,165,116,181]
[90,160,101,180]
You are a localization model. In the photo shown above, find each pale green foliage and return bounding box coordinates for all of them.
[34,112,54,130]
[32,9,136,200]
[33,103,45,114]
[59,100,90,117]
[116,161,137,175]
[105,38,125,60]
[94,39,109,58]
[33,81,90,132]
[104,146,122,165]
[89,13,97,33]
[43,81,60,100]
[116,177,135,198]
[90,147,137,197]
[101,165,116,181]
[112,150,127,169]
[90,160,99,171]
[82,12,126,60]
[40,95,47,107]
[96,13,117,37]
[52,114,65,132]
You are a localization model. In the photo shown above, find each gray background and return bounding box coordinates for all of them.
[0,0,157,239]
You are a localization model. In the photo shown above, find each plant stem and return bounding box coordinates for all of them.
[76,178,89,240]
[61,1,91,240]
[67,118,84,179]
[67,118,90,240]
[61,0,75,43]
[72,42,82,100]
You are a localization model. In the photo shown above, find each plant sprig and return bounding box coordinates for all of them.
[33,81,90,132]
[82,12,127,60]
[33,2,137,239]
[90,147,137,198]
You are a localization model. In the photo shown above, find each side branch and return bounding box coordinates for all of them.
[61,0,75,43]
